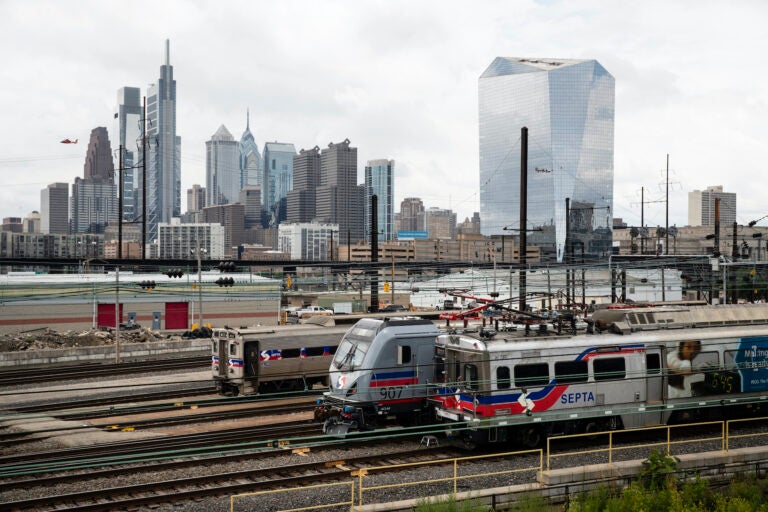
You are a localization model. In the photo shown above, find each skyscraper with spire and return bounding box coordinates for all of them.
[146,39,180,241]
[239,109,261,190]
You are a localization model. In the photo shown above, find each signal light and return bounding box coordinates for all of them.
[216,277,235,287]
[217,261,236,272]
[138,280,156,290]
[164,268,184,278]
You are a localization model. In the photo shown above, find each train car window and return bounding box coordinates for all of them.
[305,346,335,357]
[229,343,237,355]
[282,348,300,359]
[397,345,412,365]
[496,366,511,389]
[554,361,588,383]
[646,353,661,375]
[464,364,479,390]
[212,340,217,351]
[514,363,549,388]
[593,357,626,381]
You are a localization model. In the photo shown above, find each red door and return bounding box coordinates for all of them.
[97,303,123,328]
[165,302,189,329]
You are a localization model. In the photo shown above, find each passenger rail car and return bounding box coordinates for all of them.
[433,304,768,448]
[212,324,348,395]
[315,317,440,435]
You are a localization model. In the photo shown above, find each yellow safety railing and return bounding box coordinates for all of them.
[355,449,542,508]
[230,481,354,512]
[546,421,726,472]
[726,416,768,452]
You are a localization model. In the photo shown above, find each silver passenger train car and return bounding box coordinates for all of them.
[315,317,440,435]
[432,304,768,447]
[212,323,349,396]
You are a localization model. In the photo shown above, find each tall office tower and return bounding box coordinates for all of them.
[205,125,240,206]
[83,127,115,182]
[316,139,363,243]
[40,182,70,234]
[287,146,321,223]
[425,207,457,239]
[398,197,426,233]
[239,110,261,189]
[146,39,181,241]
[202,203,245,257]
[688,185,737,227]
[262,142,295,225]
[186,184,206,214]
[365,159,394,242]
[115,87,141,222]
[71,127,118,234]
[479,57,615,261]
[239,186,262,229]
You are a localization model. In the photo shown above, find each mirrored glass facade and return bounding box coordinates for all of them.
[479,58,614,261]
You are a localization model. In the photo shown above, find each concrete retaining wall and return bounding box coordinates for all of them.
[0,338,210,367]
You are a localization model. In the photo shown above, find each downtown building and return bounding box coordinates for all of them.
[205,125,240,206]
[478,57,615,261]
[262,142,296,226]
[316,139,364,244]
[688,185,737,227]
[239,111,261,190]
[146,39,181,241]
[365,159,394,242]
[278,222,338,261]
[71,127,118,234]
[286,146,321,223]
[41,183,70,234]
[114,86,142,223]
[157,219,225,260]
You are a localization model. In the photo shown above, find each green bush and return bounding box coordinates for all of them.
[638,450,680,491]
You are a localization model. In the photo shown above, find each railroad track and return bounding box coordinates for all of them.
[1,443,459,511]
[0,356,210,387]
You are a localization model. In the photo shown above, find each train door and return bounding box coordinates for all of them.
[243,340,260,379]
[644,346,664,424]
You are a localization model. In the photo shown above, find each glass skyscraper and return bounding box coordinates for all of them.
[146,39,181,241]
[365,159,394,242]
[479,57,614,261]
[262,142,295,225]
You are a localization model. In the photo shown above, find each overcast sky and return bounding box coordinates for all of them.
[1,0,766,231]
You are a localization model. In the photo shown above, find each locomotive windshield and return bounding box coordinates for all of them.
[332,320,379,370]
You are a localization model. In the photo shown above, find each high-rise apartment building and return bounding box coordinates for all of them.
[398,197,426,233]
[205,125,240,206]
[262,142,295,225]
[688,185,737,227]
[202,203,245,258]
[186,184,205,214]
[157,220,225,260]
[146,39,181,241]
[278,222,338,260]
[426,207,457,239]
[2,217,23,233]
[115,87,142,223]
[239,110,261,189]
[316,139,364,243]
[40,183,70,234]
[287,146,321,223]
[479,57,615,261]
[71,127,118,234]
[365,159,394,242]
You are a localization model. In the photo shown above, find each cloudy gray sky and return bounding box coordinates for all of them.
[1,0,766,230]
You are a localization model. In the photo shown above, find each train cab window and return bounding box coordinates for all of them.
[514,363,549,388]
[554,361,588,384]
[496,366,511,389]
[397,345,412,365]
[464,364,479,390]
[646,353,661,375]
[593,357,626,381]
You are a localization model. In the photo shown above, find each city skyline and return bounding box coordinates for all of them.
[1,1,766,230]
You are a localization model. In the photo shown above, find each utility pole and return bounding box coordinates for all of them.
[370,194,379,313]
[519,126,528,313]
[142,96,147,261]
[665,154,670,254]
[118,145,123,259]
